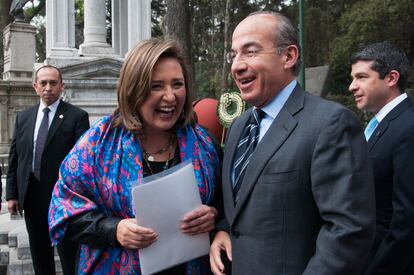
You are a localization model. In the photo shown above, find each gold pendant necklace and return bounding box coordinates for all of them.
[142,134,174,161]
[143,143,175,175]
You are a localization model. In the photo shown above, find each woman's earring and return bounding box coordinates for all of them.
[133,113,140,122]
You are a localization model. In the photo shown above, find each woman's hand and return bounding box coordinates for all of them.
[116,218,157,249]
[181,205,218,235]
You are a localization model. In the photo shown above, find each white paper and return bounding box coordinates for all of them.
[132,161,210,275]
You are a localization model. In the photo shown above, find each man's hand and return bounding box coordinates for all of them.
[210,231,232,275]
[7,199,20,215]
[181,205,218,235]
[116,218,157,249]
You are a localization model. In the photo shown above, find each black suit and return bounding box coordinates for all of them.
[364,97,414,274]
[6,100,89,275]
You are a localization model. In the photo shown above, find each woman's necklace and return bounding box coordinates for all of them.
[142,134,174,162]
[143,142,175,175]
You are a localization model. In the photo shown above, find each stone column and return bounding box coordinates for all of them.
[79,0,114,56]
[127,0,151,52]
[111,0,151,57]
[2,22,36,81]
[111,1,128,57]
[46,0,78,58]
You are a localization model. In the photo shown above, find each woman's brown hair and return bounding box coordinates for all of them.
[112,38,194,134]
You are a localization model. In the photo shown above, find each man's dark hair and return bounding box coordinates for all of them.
[351,42,410,91]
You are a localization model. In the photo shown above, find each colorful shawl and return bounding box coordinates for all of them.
[49,114,221,274]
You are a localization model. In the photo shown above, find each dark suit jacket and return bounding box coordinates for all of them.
[6,100,90,208]
[364,97,414,274]
[219,85,376,275]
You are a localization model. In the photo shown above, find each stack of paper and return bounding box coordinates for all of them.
[132,161,210,274]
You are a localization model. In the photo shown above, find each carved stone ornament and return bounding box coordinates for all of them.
[4,31,11,52]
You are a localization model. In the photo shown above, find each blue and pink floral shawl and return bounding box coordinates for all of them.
[49,114,221,274]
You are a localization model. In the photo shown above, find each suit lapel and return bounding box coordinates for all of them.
[368,98,411,151]
[230,85,304,225]
[45,101,66,147]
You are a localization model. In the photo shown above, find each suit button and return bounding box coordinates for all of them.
[232,230,240,238]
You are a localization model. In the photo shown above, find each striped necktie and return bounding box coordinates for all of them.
[34,107,50,180]
[232,108,264,202]
[364,116,378,141]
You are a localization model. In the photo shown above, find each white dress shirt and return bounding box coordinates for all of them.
[32,99,60,171]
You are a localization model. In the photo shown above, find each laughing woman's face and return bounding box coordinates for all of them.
[138,57,186,135]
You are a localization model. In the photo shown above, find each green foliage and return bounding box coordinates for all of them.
[21,0,46,61]
[190,0,284,99]
[24,0,45,22]
[75,0,84,21]
[74,0,84,48]
[329,0,414,95]
[34,21,46,62]
[182,0,414,101]
[151,0,166,37]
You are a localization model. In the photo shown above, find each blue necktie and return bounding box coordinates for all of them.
[364,116,378,141]
[34,107,50,180]
[232,108,264,202]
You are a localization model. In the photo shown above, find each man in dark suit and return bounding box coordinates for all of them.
[6,65,90,275]
[210,11,376,275]
[349,42,414,274]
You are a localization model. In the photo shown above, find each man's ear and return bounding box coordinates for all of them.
[283,45,299,70]
[386,70,400,88]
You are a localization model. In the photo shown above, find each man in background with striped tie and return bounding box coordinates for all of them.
[210,11,376,275]
[6,65,89,274]
[349,42,414,274]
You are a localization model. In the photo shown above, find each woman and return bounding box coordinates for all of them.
[48,38,221,274]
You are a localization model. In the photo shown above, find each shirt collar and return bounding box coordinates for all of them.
[259,79,297,119]
[39,99,60,113]
[375,93,407,122]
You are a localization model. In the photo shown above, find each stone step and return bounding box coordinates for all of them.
[8,247,63,275]
[0,244,9,265]
[17,232,30,260]
[7,222,26,248]
[7,248,34,275]
[0,213,24,245]
[0,245,8,275]
[0,202,63,274]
